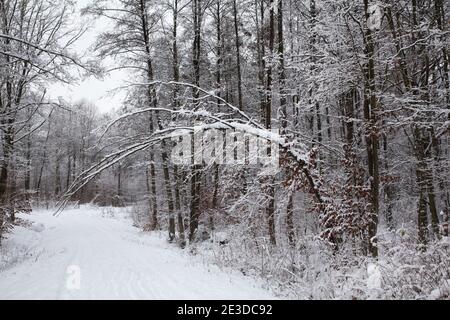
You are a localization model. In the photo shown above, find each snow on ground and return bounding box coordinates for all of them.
[0,205,275,300]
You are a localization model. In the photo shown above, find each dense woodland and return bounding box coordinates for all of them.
[1,0,449,299]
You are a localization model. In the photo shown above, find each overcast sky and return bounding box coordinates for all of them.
[49,0,128,114]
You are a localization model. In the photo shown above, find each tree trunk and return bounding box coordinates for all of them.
[171,0,186,246]
[278,0,295,247]
[363,0,380,257]
[264,0,276,246]
[233,0,243,111]
[25,130,32,191]
[149,154,158,229]
[54,156,61,197]
[139,0,175,238]
[66,155,71,191]
[189,0,203,243]
[383,133,394,230]
[211,0,222,216]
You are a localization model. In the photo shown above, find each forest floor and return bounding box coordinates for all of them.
[0,205,275,300]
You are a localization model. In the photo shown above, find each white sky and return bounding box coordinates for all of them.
[49,0,128,114]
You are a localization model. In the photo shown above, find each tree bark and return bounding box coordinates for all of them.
[363,0,380,257]
[139,0,175,239]
[172,0,186,246]
[264,0,276,246]
[189,0,203,243]
[233,0,243,111]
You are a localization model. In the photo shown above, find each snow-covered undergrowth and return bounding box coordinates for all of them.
[3,204,447,300]
[0,220,42,272]
[128,199,450,300]
[192,225,450,300]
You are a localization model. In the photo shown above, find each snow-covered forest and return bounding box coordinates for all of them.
[0,0,449,300]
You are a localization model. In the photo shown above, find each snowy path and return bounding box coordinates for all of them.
[0,206,274,300]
